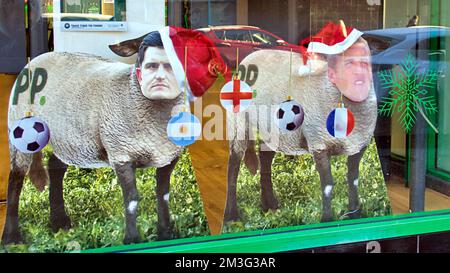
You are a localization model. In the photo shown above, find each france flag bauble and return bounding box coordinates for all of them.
[167,111,202,147]
[326,107,355,138]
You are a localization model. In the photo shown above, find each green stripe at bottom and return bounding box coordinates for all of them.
[82,209,450,253]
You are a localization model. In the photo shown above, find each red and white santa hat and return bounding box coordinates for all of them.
[306,20,364,55]
[298,21,363,76]
[158,26,229,100]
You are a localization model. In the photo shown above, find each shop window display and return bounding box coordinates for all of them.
[0,0,450,253]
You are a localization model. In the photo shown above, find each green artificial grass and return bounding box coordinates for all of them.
[1,138,390,253]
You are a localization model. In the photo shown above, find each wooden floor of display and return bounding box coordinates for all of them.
[1,75,13,240]
[387,177,450,214]
[0,75,12,201]
[187,79,228,235]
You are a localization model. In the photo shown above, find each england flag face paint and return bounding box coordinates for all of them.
[167,111,201,147]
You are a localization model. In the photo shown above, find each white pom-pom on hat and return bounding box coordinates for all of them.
[298,58,327,77]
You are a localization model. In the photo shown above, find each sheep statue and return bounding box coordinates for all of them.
[2,27,227,245]
[224,35,378,223]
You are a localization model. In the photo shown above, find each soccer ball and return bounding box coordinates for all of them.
[274,100,304,132]
[9,116,50,153]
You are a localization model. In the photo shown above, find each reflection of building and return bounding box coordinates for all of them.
[54,0,160,62]
[60,0,126,21]
[168,0,383,44]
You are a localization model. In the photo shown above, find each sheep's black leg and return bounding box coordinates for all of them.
[48,154,71,232]
[1,169,26,245]
[259,148,278,212]
[155,156,178,241]
[114,162,141,244]
[346,147,367,219]
[313,151,335,222]
[224,147,244,222]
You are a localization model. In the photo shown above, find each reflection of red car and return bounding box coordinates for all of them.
[197,25,302,68]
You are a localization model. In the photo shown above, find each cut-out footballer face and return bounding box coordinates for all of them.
[135,47,182,100]
[328,42,373,103]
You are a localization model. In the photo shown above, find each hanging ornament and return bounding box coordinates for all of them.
[220,77,253,113]
[220,48,254,113]
[325,22,356,139]
[166,46,201,147]
[9,59,50,153]
[9,115,50,153]
[167,111,201,147]
[326,103,355,138]
[275,49,305,132]
[275,99,304,133]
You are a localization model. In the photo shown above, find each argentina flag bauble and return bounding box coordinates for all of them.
[326,107,355,138]
[167,111,202,147]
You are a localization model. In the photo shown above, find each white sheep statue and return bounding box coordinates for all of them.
[224,49,378,223]
[2,24,230,246]
[1,51,187,245]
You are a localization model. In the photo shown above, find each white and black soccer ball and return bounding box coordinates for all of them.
[9,116,50,153]
[274,100,305,133]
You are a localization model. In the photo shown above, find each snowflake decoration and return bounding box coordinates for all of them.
[378,52,438,133]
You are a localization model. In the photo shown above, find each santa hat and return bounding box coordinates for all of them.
[158,26,229,100]
[298,21,363,76]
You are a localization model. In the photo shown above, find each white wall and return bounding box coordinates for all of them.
[53,0,166,63]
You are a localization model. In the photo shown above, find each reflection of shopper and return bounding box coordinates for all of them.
[407,15,419,27]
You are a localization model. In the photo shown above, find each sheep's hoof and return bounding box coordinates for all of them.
[320,213,335,223]
[285,155,297,161]
[347,208,362,219]
[51,213,72,232]
[157,229,173,241]
[224,210,240,223]
[1,231,23,245]
[124,233,142,245]
[261,195,279,213]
